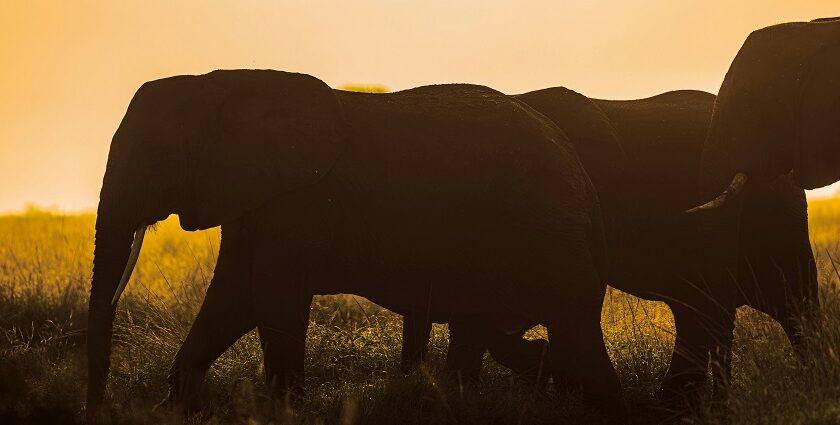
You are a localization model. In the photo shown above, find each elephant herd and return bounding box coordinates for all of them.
[85,17,839,421]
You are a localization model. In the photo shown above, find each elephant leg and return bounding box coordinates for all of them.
[777,255,819,359]
[444,319,487,385]
[246,189,336,397]
[549,314,624,417]
[742,175,818,360]
[775,229,819,360]
[401,313,432,374]
[165,224,256,410]
[547,248,625,419]
[661,305,712,401]
[255,295,312,397]
[487,332,549,386]
[250,230,313,397]
[252,272,312,396]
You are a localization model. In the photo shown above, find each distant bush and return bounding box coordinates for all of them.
[337,83,391,93]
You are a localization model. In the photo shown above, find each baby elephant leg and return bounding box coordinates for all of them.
[487,331,549,386]
[445,319,488,384]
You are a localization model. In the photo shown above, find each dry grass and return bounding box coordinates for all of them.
[1,200,839,424]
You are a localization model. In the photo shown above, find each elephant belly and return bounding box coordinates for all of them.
[608,217,703,302]
[309,229,561,326]
[299,202,586,328]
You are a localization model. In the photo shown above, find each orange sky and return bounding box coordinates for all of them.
[1,1,839,212]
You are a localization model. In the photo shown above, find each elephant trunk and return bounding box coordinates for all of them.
[85,203,137,417]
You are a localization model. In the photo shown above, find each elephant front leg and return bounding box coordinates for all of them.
[256,297,311,399]
[401,313,432,374]
[251,242,313,399]
[164,224,256,412]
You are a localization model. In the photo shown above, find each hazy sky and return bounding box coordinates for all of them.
[1,1,838,212]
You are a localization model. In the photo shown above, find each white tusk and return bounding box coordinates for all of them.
[685,193,728,213]
[686,172,748,213]
[111,225,148,305]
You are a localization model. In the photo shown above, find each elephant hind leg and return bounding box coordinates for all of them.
[166,223,256,410]
[546,247,625,420]
[401,314,432,374]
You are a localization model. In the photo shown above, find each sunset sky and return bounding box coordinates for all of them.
[1,1,838,212]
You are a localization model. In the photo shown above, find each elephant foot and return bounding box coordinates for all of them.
[658,373,713,416]
[401,356,424,375]
[442,367,481,389]
[281,385,307,403]
[261,385,306,422]
[85,401,115,424]
[576,392,629,425]
[153,390,199,417]
[265,375,306,404]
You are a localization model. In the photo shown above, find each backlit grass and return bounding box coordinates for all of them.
[1,199,840,424]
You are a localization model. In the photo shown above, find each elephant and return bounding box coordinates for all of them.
[402,86,817,403]
[683,16,840,399]
[85,69,626,420]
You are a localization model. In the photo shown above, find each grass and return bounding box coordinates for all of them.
[1,200,840,424]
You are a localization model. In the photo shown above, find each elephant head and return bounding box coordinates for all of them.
[685,20,836,354]
[692,17,840,211]
[86,70,346,416]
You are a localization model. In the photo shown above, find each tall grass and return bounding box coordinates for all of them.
[1,200,839,424]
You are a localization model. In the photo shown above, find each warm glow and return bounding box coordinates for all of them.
[1,1,839,212]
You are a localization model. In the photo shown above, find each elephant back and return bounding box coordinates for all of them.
[333,84,599,241]
[594,90,715,218]
[516,87,626,195]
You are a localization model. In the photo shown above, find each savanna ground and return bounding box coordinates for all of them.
[2,199,840,425]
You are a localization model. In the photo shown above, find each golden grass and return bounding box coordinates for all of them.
[1,199,839,424]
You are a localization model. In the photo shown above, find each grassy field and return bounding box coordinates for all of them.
[1,200,840,424]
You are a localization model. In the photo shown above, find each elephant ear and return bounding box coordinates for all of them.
[793,43,840,189]
[181,71,346,230]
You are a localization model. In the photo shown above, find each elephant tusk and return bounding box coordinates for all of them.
[111,225,148,305]
[686,172,748,213]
